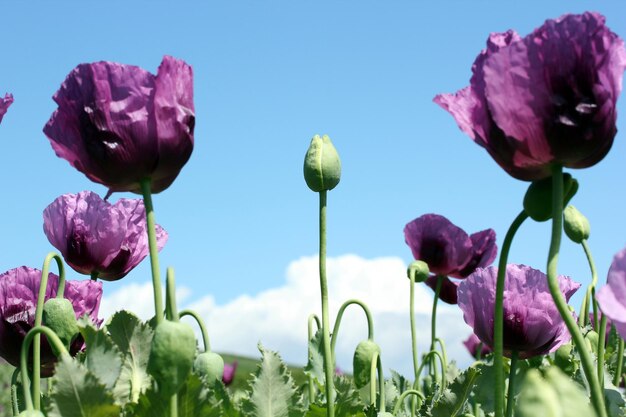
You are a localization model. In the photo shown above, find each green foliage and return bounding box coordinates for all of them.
[431,365,481,417]
[304,328,325,389]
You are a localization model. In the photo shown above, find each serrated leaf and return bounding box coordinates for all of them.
[240,344,305,417]
[304,329,325,388]
[431,365,480,417]
[334,375,366,416]
[47,356,120,417]
[106,310,154,404]
[79,322,122,390]
[469,362,496,414]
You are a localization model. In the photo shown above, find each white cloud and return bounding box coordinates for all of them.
[100,254,475,377]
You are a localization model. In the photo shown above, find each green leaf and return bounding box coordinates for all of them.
[431,365,480,417]
[469,362,496,414]
[334,375,366,416]
[47,356,120,417]
[240,344,305,417]
[79,321,123,391]
[106,310,154,404]
[304,329,325,388]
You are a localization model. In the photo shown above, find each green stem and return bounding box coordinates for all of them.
[179,310,211,352]
[11,368,19,416]
[368,353,386,411]
[434,338,448,372]
[392,390,425,415]
[330,299,374,361]
[547,165,606,417]
[369,352,379,407]
[33,252,65,410]
[170,395,178,417]
[409,275,420,417]
[308,313,321,401]
[578,240,599,328]
[614,339,624,387]
[140,178,164,326]
[318,191,335,417]
[90,271,99,281]
[430,275,443,381]
[505,351,519,417]
[20,326,68,411]
[415,350,447,392]
[166,267,179,322]
[493,210,528,417]
[598,313,608,390]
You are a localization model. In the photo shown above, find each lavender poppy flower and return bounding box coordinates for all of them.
[43,56,194,194]
[0,93,13,123]
[596,247,626,339]
[0,266,101,375]
[404,214,497,304]
[43,191,168,281]
[222,361,238,386]
[458,264,580,359]
[435,12,626,181]
[463,333,491,359]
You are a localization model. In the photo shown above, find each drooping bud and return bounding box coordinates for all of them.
[407,260,430,283]
[193,351,225,382]
[43,298,79,355]
[147,321,196,396]
[303,134,341,192]
[523,173,578,222]
[563,205,590,244]
[352,339,381,388]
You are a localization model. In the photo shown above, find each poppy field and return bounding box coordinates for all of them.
[2,8,626,417]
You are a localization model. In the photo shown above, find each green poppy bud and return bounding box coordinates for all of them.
[563,205,590,243]
[353,339,380,388]
[147,321,196,396]
[407,260,430,283]
[193,351,224,381]
[584,330,599,355]
[523,173,578,222]
[303,134,341,192]
[43,298,78,355]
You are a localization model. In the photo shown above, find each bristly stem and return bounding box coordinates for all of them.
[165,267,179,417]
[319,191,335,417]
[140,178,164,326]
[11,368,19,416]
[547,165,606,417]
[505,351,519,417]
[493,210,528,417]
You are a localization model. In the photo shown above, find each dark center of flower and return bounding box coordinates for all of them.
[420,237,448,270]
[503,308,556,356]
[66,229,95,272]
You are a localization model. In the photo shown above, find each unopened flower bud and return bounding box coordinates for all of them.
[353,339,380,388]
[407,260,430,283]
[43,298,79,356]
[303,134,341,192]
[523,173,578,222]
[563,205,590,243]
[193,351,224,381]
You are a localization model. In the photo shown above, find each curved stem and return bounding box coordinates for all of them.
[434,338,448,372]
[547,166,606,417]
[330,299,374,361]
[505,351,519,417]
[318,191,335,417]
[368,353,385,412]
[415,350,447,392]
[140,178,164,326]
[393,390,425,415]
[179,310,211,352]
[613,339,624,387]
[493,210,528,417]
[11,368,19,416]
[21,326,68,411]
[578,240,599,328]
[33,252,65,410]
[308,314,321,401]
[429,275,443,380]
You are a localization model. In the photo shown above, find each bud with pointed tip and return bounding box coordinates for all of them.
[523,173,578,222]
[303,134,341,192]
[563,205,590,243]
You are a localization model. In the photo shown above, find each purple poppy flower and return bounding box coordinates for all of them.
[596,247,626,339]
[435,12,626,181]
[0,266,101,375]
[404,214,497,304]
[463,333,491,359]
[458,264,580,359]
[0,93,13,123]
[43,191,168,281]
[222,361,238,386]
[43,56,194,194]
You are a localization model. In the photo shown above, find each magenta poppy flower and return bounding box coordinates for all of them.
[435,12,626,181]
[0,93,13,123]
[596,247,626,339]
[458,264,580,359]
[222,361,238,386]
[43,56,194,194]
[463,333,491,359]
[404,214,497,303]
[43,191,168,281]
[0,266,101,375]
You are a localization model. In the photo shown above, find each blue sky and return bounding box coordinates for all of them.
[2,1,626,371]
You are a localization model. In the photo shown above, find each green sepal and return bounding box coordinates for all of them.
[147,321,196,397]
[303,134,341,192]
[43,298,78,354]
[523,173,578,222]
[353,340,381,389]
[193,351,224,381]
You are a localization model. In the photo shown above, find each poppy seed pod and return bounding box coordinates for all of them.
[563,205,590,243]
[523,173,578,222]
[303,134,341,192]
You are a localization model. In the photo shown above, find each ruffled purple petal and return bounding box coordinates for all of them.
[457,229,497,277]
[463,333,491,359]
[597,247,626,339]
[0,94,13,123]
